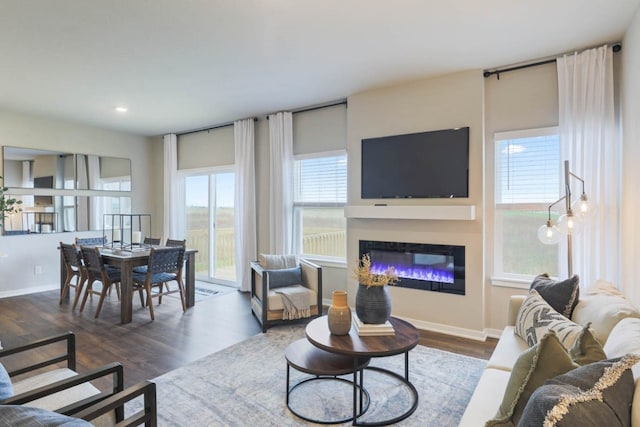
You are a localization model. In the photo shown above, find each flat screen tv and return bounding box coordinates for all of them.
[361,127,469,199]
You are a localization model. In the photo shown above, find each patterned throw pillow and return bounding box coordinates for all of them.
[515,290,584,350]
[519,354,640,426]
[529,274,580,318]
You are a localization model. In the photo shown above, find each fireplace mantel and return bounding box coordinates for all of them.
[345,205,475,221]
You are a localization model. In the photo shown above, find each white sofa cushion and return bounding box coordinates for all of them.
[486,326,529,372]
[571,280,640,345]
[458,368,511,427]
[12,368,99,411]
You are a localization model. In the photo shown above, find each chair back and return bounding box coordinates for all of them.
[143,236,161,245]
[60,242,83,269]
[165,238,186,247]
[147,247,185,275]
[75,236,107,246]
[79,246,106,276]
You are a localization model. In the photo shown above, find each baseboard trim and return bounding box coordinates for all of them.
[484,328,504,339]
[0,284,58,299]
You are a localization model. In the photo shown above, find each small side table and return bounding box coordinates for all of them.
[285,338,371,424]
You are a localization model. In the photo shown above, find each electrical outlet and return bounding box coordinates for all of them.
[34,265,43,275]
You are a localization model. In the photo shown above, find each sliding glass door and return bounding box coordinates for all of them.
[184,170,236,286]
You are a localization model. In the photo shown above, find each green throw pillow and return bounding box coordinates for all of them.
[569,325,606,366]
[529,273,580,318]
[515,290,584,350]
[486,332,578,427]
[519,354,640,426]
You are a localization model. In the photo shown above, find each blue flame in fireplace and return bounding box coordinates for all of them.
[369,262,454,284]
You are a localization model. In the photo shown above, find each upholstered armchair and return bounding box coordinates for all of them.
[0,332,156,426]
[250,254,323,332]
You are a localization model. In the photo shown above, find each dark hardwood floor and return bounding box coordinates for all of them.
[0,288,496,388]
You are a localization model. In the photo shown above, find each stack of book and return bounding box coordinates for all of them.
[352,314,395,336]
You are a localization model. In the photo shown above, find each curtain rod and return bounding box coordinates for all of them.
[483,43,622,79]
[177,117,257,137]
[265,100,347,119]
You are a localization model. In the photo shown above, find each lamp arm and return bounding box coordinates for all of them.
[547,195,567,221]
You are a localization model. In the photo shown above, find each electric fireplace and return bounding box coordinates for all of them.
[359,240,465,295]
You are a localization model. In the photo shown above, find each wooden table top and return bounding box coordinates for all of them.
[305,316,419,358]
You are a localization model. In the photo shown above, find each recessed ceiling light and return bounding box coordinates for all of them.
[114,106,128,113]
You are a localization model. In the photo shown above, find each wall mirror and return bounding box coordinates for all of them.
[76,196,132,231]
[76,154,131,191]
[2,194,75,235]
[2,147,74,189]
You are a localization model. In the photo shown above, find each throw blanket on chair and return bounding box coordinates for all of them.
[274,285,311,320]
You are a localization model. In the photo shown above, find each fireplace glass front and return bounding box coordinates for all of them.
[359,240,465,295]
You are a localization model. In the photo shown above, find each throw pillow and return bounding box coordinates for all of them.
[569,325,607,366]
[571,281,640,345]
[515,290,584,350]
[258,253,298,269]
[486,331,578,427]
[266,266,303,289]
[0,362,13,400]
[603,317,640,358]
[529,273,580,318]
[518,354,640,427]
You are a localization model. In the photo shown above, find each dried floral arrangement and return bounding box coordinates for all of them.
[0,176,22,228]
[353,253,399,287]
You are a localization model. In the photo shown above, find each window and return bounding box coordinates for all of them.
[293,152,347,260]
[494,127,561,279]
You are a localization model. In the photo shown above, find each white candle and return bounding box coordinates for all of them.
[132,231,142,244]
[113,229,121,242]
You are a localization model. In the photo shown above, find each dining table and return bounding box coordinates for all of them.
[60,246,198,324]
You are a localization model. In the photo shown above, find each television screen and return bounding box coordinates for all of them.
[361,127,469,199]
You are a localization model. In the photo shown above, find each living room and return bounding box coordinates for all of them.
[2,1,640,425]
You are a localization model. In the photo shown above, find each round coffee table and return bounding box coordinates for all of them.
[305,315,420,426]
[285,338,371,424]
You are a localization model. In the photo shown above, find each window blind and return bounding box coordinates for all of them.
[294,155,347,204]
[495,129,560,204]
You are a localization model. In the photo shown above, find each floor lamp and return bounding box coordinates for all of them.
[537,160,594,277]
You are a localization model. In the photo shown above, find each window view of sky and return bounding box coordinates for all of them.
[185,173,234,208]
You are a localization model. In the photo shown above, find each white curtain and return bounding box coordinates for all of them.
[87,155,103,230]
[557,45,619,288]
[163,134,179,241]
[268,112,294,254]
[233,119,257,292]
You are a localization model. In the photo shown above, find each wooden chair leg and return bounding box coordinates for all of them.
[145,283,155,321]
[72,276,86,310]
[138,288,146,307]
[94,282,111,318]
[177,279,187,312]
[59,274,72,305]
[79,280,94,312]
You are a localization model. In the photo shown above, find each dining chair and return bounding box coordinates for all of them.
[132,246,186,320]
[79,246,122,318]
[75,236,107,246]
[165,238,186,247]
[59,242,86,309]
[143,236,161,246]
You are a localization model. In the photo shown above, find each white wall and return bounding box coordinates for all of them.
[0,110,155,297]
[483,62,559,331]
[347,70,486,338]
[622,5,640,305]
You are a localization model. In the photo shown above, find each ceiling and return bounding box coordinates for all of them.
[1,0,638,137]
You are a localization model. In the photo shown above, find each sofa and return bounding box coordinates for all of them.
[460,279,640,426]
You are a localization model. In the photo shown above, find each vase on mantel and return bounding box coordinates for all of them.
[327,291,352,335]
[355,284,391,324]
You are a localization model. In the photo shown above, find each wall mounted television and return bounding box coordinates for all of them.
[361,127,469,199]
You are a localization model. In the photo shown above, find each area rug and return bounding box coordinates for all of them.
[133,324,485,426]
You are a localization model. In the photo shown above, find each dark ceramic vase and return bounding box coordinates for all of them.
[355,284,391,324]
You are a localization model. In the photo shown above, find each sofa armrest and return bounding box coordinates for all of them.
[2,362,124,416]
[70,380,157,427]
[0,332,76,375]
[507,295,527,326]
[299,258,321,294]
